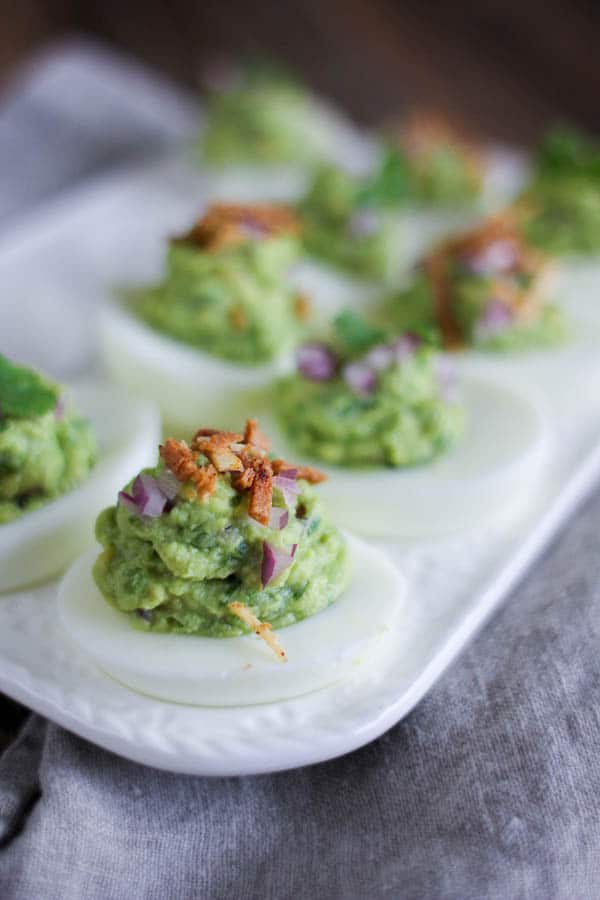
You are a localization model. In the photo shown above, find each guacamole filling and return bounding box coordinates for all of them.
[274,313,464,467]
[519,127,600,255]
[297,165,400,280]
[200,64,335,165]
[94,419,349,638]
[131,204,310,364]
[375,111,482,206]
[386,214,566,351]
[0,355,97,524]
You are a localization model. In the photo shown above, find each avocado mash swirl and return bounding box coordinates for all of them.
[298,165,399,280]
[0,355,97,524]
[386,214,566,351]
[518,126,600,255]
[200,63,336,165]
[274,314,463,467]
[131,203,309,364]
[93,420,349,637]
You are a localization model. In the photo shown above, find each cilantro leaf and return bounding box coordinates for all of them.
[536,126,600,183]
[358,148,413,208]
[0,354,59,419]
[334,311,386,355]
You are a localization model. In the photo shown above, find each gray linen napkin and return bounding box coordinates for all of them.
[1,38,600,900]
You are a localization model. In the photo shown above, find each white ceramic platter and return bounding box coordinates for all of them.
[1,153,600,775]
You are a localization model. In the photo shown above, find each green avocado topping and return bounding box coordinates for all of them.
[0,354,59,419]
[0,356,97,524]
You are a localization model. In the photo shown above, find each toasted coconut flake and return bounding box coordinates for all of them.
[228,602,287,661]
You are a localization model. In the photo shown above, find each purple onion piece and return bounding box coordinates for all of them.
[364,343,396,371]
[297,343,338,382]
[118,491,139,516]
[269,507,289,530]
[463,239,517,276]
[156,469,180,502]
[132,474,168,517]
[136,609,153,623]
[392,332,422,361]
[348,209,380,238]
[475,299,514,342]
[273,474,300,507]
[238,216,268,240]
[261,541,297,588]
[53,395,66,422]
[343,362,377,396]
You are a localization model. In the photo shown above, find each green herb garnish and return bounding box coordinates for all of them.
[0,354,59,419]
[333,311,386,355]
[358,148,412,208]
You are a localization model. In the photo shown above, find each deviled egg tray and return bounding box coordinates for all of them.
[1,152,599,776]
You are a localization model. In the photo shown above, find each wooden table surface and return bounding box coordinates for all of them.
[1,0,599,749]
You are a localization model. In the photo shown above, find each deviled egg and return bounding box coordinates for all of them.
[0,356,160,591]
[384,213,566,352]
[59,419,407,706]
[267,320,550,536]
[100,203,310,432]
[196,60,376,204]
[517,126,600,256]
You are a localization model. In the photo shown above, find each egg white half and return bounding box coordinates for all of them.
[99,301,291,434]
[0,382,160,593]
[263,372,551,538]
[58,535,407,707]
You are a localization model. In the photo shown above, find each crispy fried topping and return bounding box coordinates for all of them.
[248,460,273,526]
[398,109,482,178]
[293,292,312,321]
[244,418,270,453]
[424,211,550,348]
[272,459,327,484]
[161,421,325,522]
[159,439,217,500]
[179,203,301,253]
[228,602,287,661]
[192,430,245,473]
[228,305,248,332]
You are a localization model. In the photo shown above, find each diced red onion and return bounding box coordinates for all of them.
[239,216,269,240]
[343,362,377,395]
[53,395,66,422]
[463,240,518,276]
[156,469,180,501]
[392,332,422,361]
[364,343,396,371]
[261,541,298,587]
[132,474,168,517]
[269,507,289,530]
[348,209,380,238]
[273,473,300,507]
[136,608,153,623]
[435,355,459,402]
[297,343,338,382]
[118,491,139,515]
[474,299,514,342]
